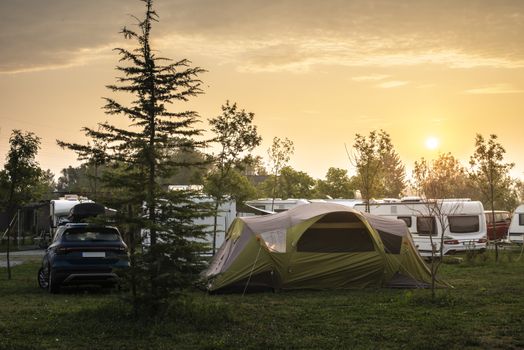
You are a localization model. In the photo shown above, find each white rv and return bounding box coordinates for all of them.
[191,197,236,252]
[508,204,524,244]
[354,199,487,257]
[50,195,94,235]
[141,197,236,255]
[243,198,309,214]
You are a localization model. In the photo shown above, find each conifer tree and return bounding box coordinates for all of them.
[58,0,207,314]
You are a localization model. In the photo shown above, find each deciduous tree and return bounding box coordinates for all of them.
[350,130,400,211]
[316,167,355,199]
[1,130,52,279]
[412,153,471,199]
[258,166,316,199]
[204,101,261,253]
[412,156,461,299]
[469,134,515,260]
[267,137,294,210]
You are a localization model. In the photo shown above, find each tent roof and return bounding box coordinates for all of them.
[240,202,408,237]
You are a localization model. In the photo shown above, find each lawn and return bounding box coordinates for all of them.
[1,249,523,350]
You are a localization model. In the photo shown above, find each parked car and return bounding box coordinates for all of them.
[484,210,511,241]
[38,223,129,293]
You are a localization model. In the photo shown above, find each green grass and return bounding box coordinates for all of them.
[1,250,523,350]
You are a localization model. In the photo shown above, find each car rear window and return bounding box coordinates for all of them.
[63,227,120,242]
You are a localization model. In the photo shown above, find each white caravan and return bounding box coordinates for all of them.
[50,195,94,234]
[192,197,236,253]
[141,197,236,255]
[354,199,487,257]
[508,204,524,244]
[243,198,309,214]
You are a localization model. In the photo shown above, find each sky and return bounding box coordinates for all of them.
[1,0,524,181]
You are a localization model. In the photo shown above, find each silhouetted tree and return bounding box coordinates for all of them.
[412,153,471,199]
[380,150,406,198]
[469,134,515,260]
[204,101,261,253]
[412,157,461,299]
[57,0,207,315]
[267,137,294,210]
[1,130,51,279]
[259,166,316,199]
[350,130,398,211]
[316,167,355,199]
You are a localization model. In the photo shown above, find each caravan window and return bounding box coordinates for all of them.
[449,215,479,233]
[519,214,524,226]
[397,216,412,227]
[416,217,437,236]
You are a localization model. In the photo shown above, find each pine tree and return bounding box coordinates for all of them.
[58,0,208,315]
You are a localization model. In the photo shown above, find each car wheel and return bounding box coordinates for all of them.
[48,268,60,294]
[37,267,49,289]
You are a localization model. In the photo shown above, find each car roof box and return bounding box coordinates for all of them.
[68,202,106,222]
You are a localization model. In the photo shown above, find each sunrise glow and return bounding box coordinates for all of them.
[0,1,523,180]
[425,137,439,150]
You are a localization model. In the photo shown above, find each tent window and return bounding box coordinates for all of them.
[297,228,374,252]
[377,230,403,254]
[316,211,361,223]
[259,229,286,252]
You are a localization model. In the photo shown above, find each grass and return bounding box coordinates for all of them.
[1,249,523,350]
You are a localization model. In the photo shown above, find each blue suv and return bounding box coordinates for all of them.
[38,223,129,293]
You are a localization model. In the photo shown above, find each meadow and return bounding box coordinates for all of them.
[1,249,523,350]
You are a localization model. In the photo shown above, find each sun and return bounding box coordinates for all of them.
[425,137,439,150]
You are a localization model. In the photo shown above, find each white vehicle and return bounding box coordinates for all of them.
[354,199,487,257]
[192,197,236,252]
[50,195,94,235]
[141,197,236,254]
[508,204,524,244]
[243,198,309,214]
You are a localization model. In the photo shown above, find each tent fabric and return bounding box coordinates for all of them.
[202,202,444,292]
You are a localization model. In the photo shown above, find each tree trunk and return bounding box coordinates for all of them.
[127,204,138,318]
[212,201,220,255]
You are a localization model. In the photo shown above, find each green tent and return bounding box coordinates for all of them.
[203,202,442,292]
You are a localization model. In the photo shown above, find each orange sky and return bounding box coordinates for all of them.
[1,0,523,180]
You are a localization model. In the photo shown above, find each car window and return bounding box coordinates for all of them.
[63,227,120,242]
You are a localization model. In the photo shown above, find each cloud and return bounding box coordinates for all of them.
[157,34,524,74]
[352,74,390,82]
[463,84,524,94]
[0,0,140,73]
[377,81,409,89]
[2,0,524,74]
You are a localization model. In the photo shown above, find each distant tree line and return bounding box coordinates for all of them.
[2,130,523,215]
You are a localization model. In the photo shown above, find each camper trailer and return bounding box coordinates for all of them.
[243,198,309,214]
[49,195,94,235]
[141,197,236,255]
[508,204,524,244]
[354,199,487,257]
